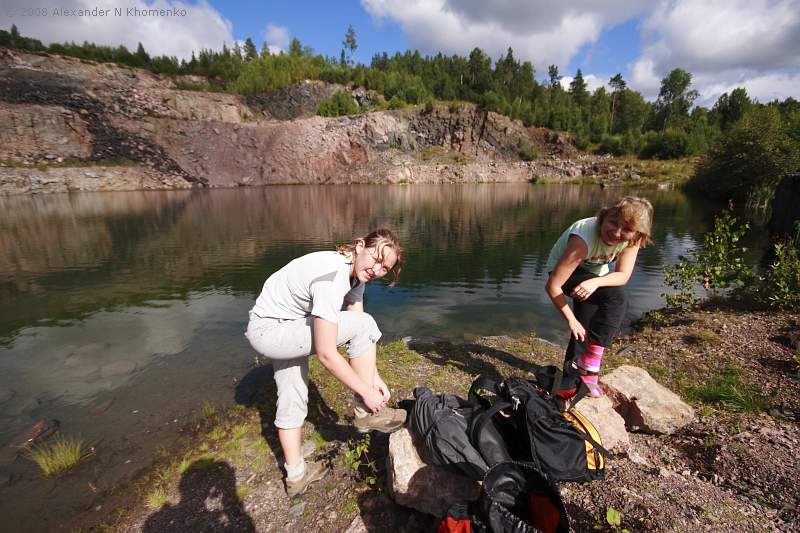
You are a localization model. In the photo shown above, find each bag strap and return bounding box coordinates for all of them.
[565,413,613,459]
[468,400,514,454]
[550,368,563,398]
[468,376,501,406]
[565,382,590,410]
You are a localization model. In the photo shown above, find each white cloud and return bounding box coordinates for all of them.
[694,70,800,106]
[0,0,234,60]
[560,73,609,93]
[263,23,290,54]
[632,0,800,101]
[362,0,653,70]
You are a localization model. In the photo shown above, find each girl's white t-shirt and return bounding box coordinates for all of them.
[251,251,365,323]
[546,217,628,276]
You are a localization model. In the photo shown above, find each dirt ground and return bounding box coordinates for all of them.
[73,306,799,532]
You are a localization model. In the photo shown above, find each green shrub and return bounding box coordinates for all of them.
[573,130,590,151]
[448,101,461,113]
[761,241,800,311]
[620,130,642,155]
[317,90,360,117]
[516,138,538,161]
[639,129,690,159]
[597,134,624,156]
[343,434,377,486]
[663,211,754,308]
[388,95,406,110]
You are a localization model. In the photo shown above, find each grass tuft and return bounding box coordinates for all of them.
[145,486,170,510]
[202,401,216,420]
[28,435,85,476]
[684,328,720,346]
[689,366,764,412]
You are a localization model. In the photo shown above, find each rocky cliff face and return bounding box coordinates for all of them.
[0,48,605,195]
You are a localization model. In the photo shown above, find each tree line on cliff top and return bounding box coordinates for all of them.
[2,24,798,204]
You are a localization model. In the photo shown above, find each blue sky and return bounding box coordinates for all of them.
[2,0,799,105]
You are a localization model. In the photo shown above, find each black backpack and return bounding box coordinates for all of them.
[468,376,608,483]
[407,386,511,480]
[438,462,570,533]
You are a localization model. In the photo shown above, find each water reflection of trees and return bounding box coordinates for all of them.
[0,185,698,338]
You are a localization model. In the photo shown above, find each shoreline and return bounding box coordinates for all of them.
[55,304,799,532]
[0,160,686,197]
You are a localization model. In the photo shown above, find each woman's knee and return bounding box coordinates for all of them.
[342,312,382,357]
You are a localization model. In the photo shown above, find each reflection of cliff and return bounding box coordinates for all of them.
[0,185,692,340]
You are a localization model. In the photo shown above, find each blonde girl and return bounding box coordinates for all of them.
[545,197,654,396]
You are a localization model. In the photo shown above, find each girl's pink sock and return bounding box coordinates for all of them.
[579,373,604,397]
[578,343,604,373]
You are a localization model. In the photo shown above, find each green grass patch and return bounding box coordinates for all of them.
[231,424,249,440]
[145,486,170,510]
[236,484,253,501]
[202,400,216,420]
[689,367,764,412]
[646,364,670,380]
[249,437,271,456]
[341,498,359,516]
[223,438,243,456]
[684,328,720,346]
[208,426,227,441]
[309,431,329,448]
[28,435,85,476]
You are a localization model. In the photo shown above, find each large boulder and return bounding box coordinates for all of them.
[572,395,630,452]
[386,428,480,516]
[601,365,694,435]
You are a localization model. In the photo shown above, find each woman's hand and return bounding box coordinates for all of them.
[374,374,391,402]
[567,318,586,342]
[361,387,386,413]
[571,278,599,301]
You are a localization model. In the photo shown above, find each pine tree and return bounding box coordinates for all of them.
[568,68,589,108]
[342,25,357,66]
[135,42,150,67]
[609,73,626,132]
[243,37,258,61]
[548,65,561,87]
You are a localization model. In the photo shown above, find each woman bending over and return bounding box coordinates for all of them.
[245,229,406,497]
[545,197,653,396]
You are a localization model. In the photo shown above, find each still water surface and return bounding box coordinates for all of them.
[0,183,734,528]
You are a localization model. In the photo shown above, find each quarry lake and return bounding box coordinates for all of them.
[0,183,756,527]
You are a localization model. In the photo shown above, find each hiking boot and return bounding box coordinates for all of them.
[285,460,328,498]
[353,407,406,434]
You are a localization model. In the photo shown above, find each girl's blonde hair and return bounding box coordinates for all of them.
[596,196,654,247]
[337,228,404,286]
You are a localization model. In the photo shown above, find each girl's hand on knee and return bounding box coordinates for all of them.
[568,319,586,342]
[374,375,391,402]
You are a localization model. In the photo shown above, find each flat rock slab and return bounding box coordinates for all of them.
[572,395,630,452]
[386,428,480,516]
[602,365,694,435]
